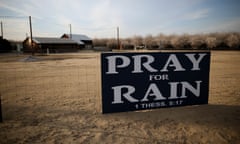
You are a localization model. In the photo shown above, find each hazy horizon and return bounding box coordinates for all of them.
[1,0,240,41]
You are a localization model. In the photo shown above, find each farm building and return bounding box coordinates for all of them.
[23,37,78,53]
[61,34,93,49]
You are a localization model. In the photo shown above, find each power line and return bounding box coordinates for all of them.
[0,15,119,40]
[0,15,28,19]
[0,15,116,31]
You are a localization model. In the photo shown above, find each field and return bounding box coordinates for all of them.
[0,51,240,144]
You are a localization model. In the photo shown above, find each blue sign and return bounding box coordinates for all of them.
[101,52,211,113]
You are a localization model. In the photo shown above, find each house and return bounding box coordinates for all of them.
[23,37,78,53]
[61,34,93,49]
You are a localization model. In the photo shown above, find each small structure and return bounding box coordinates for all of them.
[61,34,93,50]
[23,37,78,53]
[10,41,23,53]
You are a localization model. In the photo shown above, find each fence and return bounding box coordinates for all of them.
[0,53,101,118]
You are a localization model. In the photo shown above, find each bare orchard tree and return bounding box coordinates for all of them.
[107,38,118,49]
[226,34,240,49]
[93,38,108,47]
[156,33,171,49]
[121,38,134,50]
[170,36,178,48]
[180,34,191,49]
[131,35,144,49]
[205,36,217,49]
[170,34,191,49]
[143,34,154,49]
[190,35,206,49]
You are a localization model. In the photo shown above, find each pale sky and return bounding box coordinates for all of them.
[0,0,240,40]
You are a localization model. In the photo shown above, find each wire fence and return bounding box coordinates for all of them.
[0,53,101,115]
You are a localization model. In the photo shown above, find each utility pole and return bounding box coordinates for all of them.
[1,21,3,39]
[29,16,34,55]
[117,26,120,50]
[69,24,72,39]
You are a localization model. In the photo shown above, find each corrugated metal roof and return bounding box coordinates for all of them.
[33,37,77,44]
[67,34,92,41]
[62,34,92,45]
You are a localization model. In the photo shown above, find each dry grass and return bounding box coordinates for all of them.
[0,51,239,144]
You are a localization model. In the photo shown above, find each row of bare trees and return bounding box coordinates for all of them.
[93,32,240,50]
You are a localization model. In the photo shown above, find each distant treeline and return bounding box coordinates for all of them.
[93,32,240,50]
[1,32,239,53]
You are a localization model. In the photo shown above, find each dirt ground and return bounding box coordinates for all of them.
[0,51,239,144]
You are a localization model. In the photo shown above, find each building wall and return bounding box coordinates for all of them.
[81,40,93,49]
[40,44,78,53]
[23,38,78,53]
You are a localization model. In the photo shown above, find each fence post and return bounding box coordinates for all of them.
[0,93,2,123]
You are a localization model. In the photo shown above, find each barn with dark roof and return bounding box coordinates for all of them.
[23,37,78,53]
